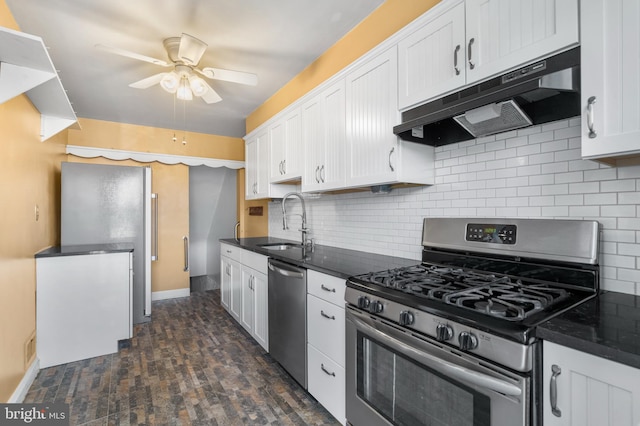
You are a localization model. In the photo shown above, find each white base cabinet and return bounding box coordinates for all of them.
[36,251,132,368]
[220,243,268,352]
[306,270,346,425]
[543,341,640,426]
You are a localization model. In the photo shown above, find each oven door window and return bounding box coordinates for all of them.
[357,332,490,426]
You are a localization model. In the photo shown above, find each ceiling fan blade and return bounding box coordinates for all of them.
[178,33,208,66]
[129,73,167,89]
[198,80,222,104]
[201,67,258,86]
[96,44,171,67]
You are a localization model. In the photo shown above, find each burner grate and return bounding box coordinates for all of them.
[355,264,570,321]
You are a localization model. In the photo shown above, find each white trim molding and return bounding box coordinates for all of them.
[9,358,40,403]
[66,145,245,169]
[152,288,190,301]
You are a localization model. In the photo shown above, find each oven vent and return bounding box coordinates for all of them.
[453,100,532,137]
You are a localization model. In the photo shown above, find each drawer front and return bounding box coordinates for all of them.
[307,294,345,367]
[220,243,241,262]
[308,343,346,425]
[241,249,268,274]
[308,269,346,306]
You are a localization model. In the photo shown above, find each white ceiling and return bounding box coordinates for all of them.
[6,0,385,138]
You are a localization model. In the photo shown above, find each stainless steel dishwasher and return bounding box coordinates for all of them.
[268,258,307,389]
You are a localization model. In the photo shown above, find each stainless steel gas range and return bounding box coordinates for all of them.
[345,218,600,426]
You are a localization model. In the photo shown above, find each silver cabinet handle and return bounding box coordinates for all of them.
[587,96,597,139]
[550,364,562,417]
[388,147,395,172]
[248,275,254,290]
[320,310,335,320]
[283,160,286,174]
[278,160,282,175]
[234,221,240,242]
[151,193,159,261]
[183,236,189,272]
[320,363,336,377]
[468,37,475,70]
[454,44,461,75]
[315,166,320,183]
[320,165,325,183]
[320,284,336,293]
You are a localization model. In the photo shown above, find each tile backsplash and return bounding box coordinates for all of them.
[268,117,640,296]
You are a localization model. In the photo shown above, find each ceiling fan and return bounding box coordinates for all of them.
[96,33,258,104]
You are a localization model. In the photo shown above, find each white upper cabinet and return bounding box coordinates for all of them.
[580,0,640,161]
[346,46,434,188]
[269,107,302,183]
[398,2,467,110]
[398,0,579,110]
[465,0,579,84]
[302,80,347,192]
[245,130,293,200]
[543,341,640,426]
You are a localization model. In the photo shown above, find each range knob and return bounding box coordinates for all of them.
[399,311,414,326]
[435,323,453,342]
[369,300,384,314]
[357,296,370,310]
[458,331,478,351]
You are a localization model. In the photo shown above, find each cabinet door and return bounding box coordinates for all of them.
[398,1,466,109]
[346,47,400,187]
[319,80,346,191]
[302,94,325,192]
[543,341,640,426]
[228,258,242,322]
[269,120,285,182]
[465,0,578,84]
[220,256,231,310]
[240,266,254,333]
[580,0,640,160]
[254,130,270,198]
[245,137,258,199]
[252,270,268,351]
[283,108,302,180]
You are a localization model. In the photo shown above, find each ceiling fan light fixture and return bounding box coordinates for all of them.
[176,76,193,101]
[160,71,179,93]
[188,75,208,97]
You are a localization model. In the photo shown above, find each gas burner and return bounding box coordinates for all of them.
[474,300,508,317]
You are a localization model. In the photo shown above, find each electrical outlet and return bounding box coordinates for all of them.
[34,204,40,222]
[24,331,36,368]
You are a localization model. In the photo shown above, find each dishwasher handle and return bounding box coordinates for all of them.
[268,260,304,279]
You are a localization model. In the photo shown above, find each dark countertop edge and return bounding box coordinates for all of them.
[35,243,135,258]
[220,237,417,279]
[537,290,640,370]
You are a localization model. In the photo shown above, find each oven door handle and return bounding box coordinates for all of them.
[349,311,522,396]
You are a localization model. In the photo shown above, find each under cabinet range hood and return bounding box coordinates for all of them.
[394,47,580,146]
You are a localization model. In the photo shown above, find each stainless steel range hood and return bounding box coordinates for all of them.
[394,47,580,146]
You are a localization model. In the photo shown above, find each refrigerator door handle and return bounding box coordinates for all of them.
[183,236,190,272]
[151,193,159,261]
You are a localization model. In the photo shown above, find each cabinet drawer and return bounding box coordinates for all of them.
[307,294,345,367]
[241,249,268,274]
[308,269,346,307]
[220,243,241,262]
[308,344,346,425]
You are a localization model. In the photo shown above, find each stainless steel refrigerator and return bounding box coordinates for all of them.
[61,162,156,324]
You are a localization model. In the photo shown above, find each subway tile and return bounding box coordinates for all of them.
[517,186,541,197]
[618,164,640,179]
[554,194,583,205]
[541,139,568,152]
[541,206,569,217]
[529,153,555,165]
[517,207,541,217]
[507,197,529,207]
[554,149,582,162]
[529,174,554,185]
[496,168,518,178]
[517,144,541,156]
[516,165,541,176]
[602,230,636,243]
[569,182,600,194]
[506,156,529,167]
[542,120,569,132]
[529,131,555,144]
[618,244,640,257]
[618,192,640,204]
[601,205,636,217]
[495,147,517,159]
[555,171,583,184]
[485,140,506,152]
[569,206,600,217]
[542,162,568,174]
[529,196,555,206]
[568,160,600,171]
[505,176,529,187]
[584,193,617,205]
[600,179,635,192]
[476,151,496,162]
[584,168,618,181]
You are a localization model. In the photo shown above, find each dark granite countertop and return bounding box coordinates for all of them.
[220,237,416,279]
[537,290,640,370]
[35,243,134,258]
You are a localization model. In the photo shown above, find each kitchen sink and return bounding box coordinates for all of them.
[258,243,303,251]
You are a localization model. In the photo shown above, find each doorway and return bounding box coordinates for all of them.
[189,166,237,292]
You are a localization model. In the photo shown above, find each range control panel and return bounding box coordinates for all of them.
[466,223,517,245]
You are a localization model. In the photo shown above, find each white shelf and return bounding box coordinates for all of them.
[0,26,79,141]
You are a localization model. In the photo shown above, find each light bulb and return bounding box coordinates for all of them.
[176,76,193,101]
[189,76,208,97]
[160,72,179,93]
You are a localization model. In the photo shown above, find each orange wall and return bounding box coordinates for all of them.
[246,0,440,133]
[0,0,68,402]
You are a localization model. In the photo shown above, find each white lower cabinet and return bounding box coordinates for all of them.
[543,341,640,426]
[219,243,268,352]
[307,269,346,425]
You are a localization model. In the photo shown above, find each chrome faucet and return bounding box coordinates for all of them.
[281,192,310,247]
